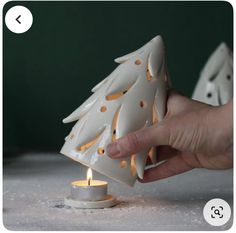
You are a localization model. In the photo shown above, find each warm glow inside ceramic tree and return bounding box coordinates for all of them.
[61,35,170,186]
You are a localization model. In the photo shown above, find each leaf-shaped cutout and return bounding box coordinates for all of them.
[148,147,157,164]
[76,129,104,151]
[112,106,121,142]
[217,87,223,106]
[152,104,159,124]
[147,66,152,81]
[130,154,137,176]
[106,92,124,101]
[209,73,217,82]
[106,83,134,101]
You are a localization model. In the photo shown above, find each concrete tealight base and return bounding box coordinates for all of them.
[64,195,117,209]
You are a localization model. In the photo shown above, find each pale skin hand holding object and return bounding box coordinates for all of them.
[107,91,233,183]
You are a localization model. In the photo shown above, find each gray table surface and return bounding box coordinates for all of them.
[3,152,233,230]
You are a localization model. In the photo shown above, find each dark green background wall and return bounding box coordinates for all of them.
[3,1,233,151]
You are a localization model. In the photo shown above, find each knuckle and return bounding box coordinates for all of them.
[158,121,171,145]
[167,92,189,115]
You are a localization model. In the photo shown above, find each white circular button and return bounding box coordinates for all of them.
[203,198,231,226]
[5,6,33,34]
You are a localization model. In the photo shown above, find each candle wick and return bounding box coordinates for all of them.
[88,178,91,186]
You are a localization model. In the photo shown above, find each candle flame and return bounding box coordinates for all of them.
[87,168,93,181]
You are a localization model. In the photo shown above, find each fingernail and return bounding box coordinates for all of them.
[107,142,120,157]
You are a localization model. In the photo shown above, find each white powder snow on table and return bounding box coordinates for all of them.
[3,153,233,230]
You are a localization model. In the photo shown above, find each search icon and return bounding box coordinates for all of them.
[214,209,220,216]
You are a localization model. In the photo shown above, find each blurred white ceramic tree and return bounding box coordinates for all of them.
[192,42,233,106]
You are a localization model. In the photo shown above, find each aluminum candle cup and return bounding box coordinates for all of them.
[64,168,117,208]
[64,179,117,209]
[70,180,108,201]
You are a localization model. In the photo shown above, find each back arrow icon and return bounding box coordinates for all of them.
[16,15,21,24]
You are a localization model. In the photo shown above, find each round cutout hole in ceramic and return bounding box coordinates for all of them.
[120,160,127,168]
[139,100,147,108]
[97,147,105,155]
[207,93,212,98]
[135,59,142,65]
[100,106,107,112]
[227,75,231,80]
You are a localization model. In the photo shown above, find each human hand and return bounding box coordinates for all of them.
[107,91,233,183]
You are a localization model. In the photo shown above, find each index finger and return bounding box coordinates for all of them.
[107,123,170,158]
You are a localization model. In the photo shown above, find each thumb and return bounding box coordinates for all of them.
[107,122,170,158]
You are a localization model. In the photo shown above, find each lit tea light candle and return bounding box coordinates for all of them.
[70,168,108,201]
[65,168,117,208]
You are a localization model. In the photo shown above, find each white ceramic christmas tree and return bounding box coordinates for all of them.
[192,42,233,106]
[61,35,170,186]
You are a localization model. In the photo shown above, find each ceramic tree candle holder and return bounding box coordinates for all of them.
[61,35,170,186]
[192,42,233,106]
